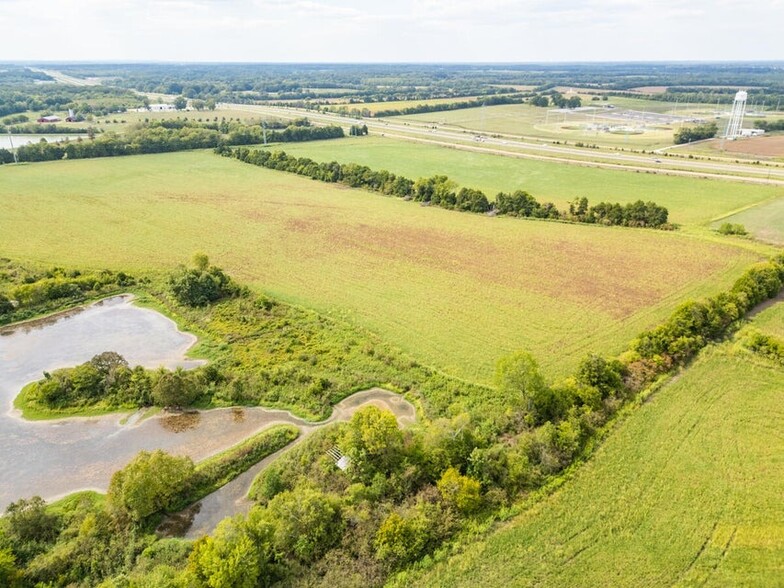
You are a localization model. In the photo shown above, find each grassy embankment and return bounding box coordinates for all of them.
[0,151,763,384]
[403,301,784,587]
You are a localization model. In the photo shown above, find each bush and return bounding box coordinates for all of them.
[718,222,747,236]
[168,255,240,307]
[107,451,195,523]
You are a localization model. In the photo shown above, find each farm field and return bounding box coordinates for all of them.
[0,150,761,384]
[407,334,784,587]
[680,134,784,161]
[324,94,504,114]
[93,106,266,131]
[715,197,784,244]
[270,136,782,226]
[751,295,784,339]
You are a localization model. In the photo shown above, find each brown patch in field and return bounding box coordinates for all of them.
[629,86,668,95]
[709,135,784,158]
[284,215,730,319]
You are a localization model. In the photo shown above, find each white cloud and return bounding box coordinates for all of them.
[0,0,782,61]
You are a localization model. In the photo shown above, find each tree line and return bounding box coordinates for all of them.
[673,122,718,144]
[754,119,784,132]
[368,94,527,118]
[0,265,134,326]
[220,147,671,229]
[0,119,344,165]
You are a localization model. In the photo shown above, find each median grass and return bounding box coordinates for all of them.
[0,151,761,383]
[273,136,781,226]
[406,333,784,587]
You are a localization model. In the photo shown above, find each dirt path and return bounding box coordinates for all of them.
[159,388,416,539]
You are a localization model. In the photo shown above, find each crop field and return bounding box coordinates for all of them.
[93,106,266,131]
[270,136,782,226]
[392,96,723,149]
[715,197,784,244]
[326,95,499,114]
[751,296,784,339]
[682,134,784,160]
[408,338,784,587]
[0,150,760,384]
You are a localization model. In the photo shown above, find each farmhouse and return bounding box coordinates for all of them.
[36,115,61,123]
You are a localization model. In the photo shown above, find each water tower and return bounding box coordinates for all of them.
[724,90,747,139]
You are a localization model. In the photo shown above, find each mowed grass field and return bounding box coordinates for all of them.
[716,197,784,244]
[0,151,761,383]
[392,97,721,149]
[408,335,784,587]
[270,136,782,226]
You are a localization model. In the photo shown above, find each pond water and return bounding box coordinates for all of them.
[0,296,416,533]
[0,134,86,150]
[0,296,214,509]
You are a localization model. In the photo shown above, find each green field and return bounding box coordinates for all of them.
[0,150,760,384]
[751,296,784,339]
[407,330,784,587]
[716,197,784,244]
[391,96,723,149]
[271,136,782,226]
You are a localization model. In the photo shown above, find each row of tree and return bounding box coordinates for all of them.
[673,122,718,144]
[0,120,344,164]
[0,266,134,325]
[368,94,527,118]
[754,119,784,132]
[221,147,671,228]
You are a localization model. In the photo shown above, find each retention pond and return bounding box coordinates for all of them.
[0,296,415,536]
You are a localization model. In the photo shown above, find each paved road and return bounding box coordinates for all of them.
[225,102,784,186]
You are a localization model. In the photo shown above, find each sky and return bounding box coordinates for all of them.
[0,0,782,62]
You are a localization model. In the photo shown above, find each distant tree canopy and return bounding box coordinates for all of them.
[674,122,718,144]
[222,147,670,229]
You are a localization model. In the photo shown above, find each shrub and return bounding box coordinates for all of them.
[718,222,747,236]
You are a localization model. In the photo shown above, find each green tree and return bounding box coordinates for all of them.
[0,548,21,587]
[266,487,342,562]
[437,467,482,513]
[107,450,194,522]
[342,406,403,480]
[188,515,264,588]
[173,96,187,110]
[152,368,198,408]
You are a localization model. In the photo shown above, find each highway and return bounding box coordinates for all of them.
[224,102,784,186]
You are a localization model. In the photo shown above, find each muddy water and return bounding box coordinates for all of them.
[0,296,417,522]
[0,295,210,509]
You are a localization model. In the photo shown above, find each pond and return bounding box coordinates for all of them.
[0,134,87,150]
[0,296,416,532]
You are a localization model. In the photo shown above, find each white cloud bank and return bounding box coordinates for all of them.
[0,0,781,61]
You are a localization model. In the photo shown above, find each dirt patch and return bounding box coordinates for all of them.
[159,411,202,433]
[710,135,784,158]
